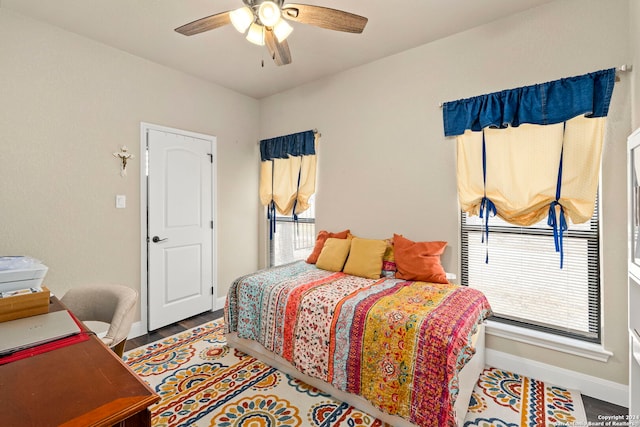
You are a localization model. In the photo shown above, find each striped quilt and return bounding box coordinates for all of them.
[224,261,492,427]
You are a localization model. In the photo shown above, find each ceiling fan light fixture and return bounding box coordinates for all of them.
[273,19,293,42]
[258,1,281,27]
[230,6,254,33]
[176,2,368,67]
[246,23,265,46]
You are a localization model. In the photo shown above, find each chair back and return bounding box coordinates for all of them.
[61,284,137,352]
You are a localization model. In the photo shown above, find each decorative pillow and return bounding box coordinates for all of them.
[343,237,388,279]
[393,234,448,284]
[316,237,352,272]
[381,238,396,277]
[306,229,351,264]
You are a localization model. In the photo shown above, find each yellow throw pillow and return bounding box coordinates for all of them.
[343,237,388,279]
[316,237,352,272]
[306,229,351,264]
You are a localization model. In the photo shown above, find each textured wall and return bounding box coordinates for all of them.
[0,9,261,317]
[259,0,632,387]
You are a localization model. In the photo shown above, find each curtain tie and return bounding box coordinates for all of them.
[268,159,277,240]
[292,161,303,222]
[547,122,567,268]
[267,200,277,240]
[547,201,567,268]
[479,130,495,263]
[479,196,496,263]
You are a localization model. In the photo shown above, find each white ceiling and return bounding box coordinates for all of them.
[2,0,558,99]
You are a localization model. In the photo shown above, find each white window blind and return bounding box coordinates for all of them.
[461,198,600,342]
[269,195,316,267]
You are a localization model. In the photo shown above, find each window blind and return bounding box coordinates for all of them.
[269,194,316,267]
[461,198,600,342]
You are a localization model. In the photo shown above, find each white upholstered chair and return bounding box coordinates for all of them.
[61,284,138,357]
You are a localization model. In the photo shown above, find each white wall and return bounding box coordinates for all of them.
[0,9,261,317]
[259,0,632,390]
[632,0,640,130]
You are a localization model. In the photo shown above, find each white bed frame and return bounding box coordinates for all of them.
[225,323,485,427]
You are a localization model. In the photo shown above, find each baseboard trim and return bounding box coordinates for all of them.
[486,348,628,408]
[128,320,145,339]
[128,298,225,340]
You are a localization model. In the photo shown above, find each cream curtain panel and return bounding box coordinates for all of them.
[258,130,318,238]
[259,148,317,216]
[443,68,616,266]
[456,116,605,227]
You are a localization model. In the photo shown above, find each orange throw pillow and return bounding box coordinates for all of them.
[306,229,351,264]
[393,233,448,284]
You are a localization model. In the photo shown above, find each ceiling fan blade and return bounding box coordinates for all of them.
[282,4,367,33]
[175,11,232,36]
[265,29,292,66]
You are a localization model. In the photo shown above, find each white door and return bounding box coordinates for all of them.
[147,127,215,330]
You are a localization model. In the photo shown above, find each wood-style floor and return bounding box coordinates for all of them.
[125,310,628,422]
[125,309,223,351]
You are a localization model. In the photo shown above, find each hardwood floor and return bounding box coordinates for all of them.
[124,310,628,422]
[124,309,223,351]
[583,395,628,421]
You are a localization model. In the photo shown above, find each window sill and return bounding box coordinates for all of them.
[485,320,613,362]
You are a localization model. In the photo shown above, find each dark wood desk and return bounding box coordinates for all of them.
[0,298,159,427]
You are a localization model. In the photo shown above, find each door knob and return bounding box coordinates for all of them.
[152,236,168,243]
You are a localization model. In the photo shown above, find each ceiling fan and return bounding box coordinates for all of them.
[175,0,368,66]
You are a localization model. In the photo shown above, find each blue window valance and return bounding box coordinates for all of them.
[442,68,616,137]
[260,130,316,161]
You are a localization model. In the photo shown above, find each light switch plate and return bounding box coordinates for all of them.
[116,194,126,209]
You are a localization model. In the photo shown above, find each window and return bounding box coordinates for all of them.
[445,69,614,346]
[269,195,316,267]
[461,197,600,343]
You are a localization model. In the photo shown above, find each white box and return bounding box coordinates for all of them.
[0,258,48,293]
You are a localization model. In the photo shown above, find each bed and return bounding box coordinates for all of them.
[224,259,492,427]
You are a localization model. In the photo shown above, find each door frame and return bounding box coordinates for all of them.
[139,122,217,333]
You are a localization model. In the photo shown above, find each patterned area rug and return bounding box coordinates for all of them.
[124,319,587,427]
[464,367,587,427]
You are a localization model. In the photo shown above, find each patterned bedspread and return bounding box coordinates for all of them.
[224,261,492,427]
